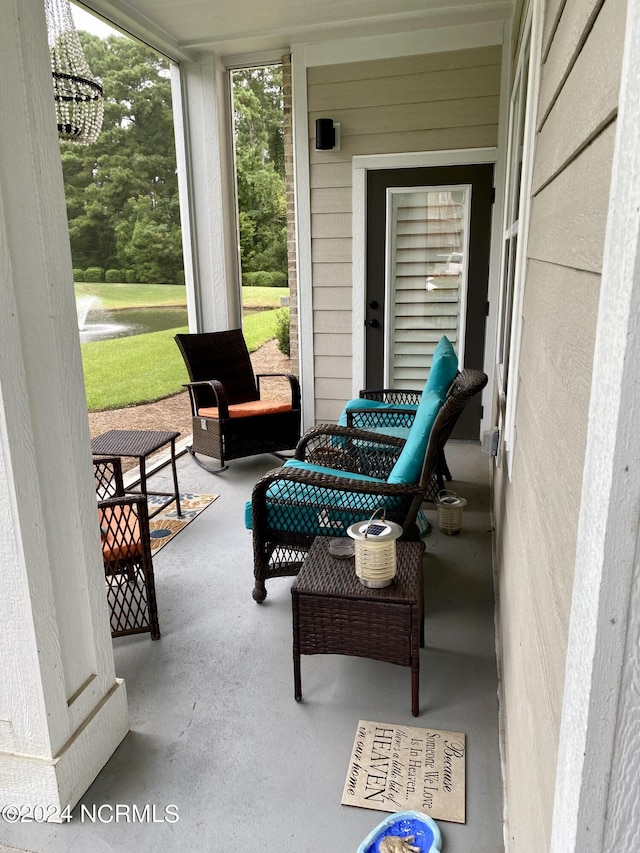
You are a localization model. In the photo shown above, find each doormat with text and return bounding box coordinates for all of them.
[341,720,466,824]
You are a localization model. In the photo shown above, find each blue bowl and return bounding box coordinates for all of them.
[357,810,442,853]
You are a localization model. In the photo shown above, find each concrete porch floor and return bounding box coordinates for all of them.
[2,442,503,853]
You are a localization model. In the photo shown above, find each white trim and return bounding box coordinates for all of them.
[483,19,511,446]
[355,148,498,172]
[171,63,199,332]
[223,64,244,329]
[222,49,285,69]
[352,147,498,400]
[304,19,505,68]
[0,680,129,815]
[219,60,244,328]
[550,1,640,848]
[352,166,367,396]
[291,45,315,430]
[74,1,194,62]
[181,8,508,57]
[500,0,543,478]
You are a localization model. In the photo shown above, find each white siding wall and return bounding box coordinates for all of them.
[493,0,626,848]
[307,46,502,421]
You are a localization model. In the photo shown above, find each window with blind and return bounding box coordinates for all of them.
[385,186,471,389]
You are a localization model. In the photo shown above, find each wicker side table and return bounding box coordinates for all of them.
[91,429,182,518]
[291,536,425,716]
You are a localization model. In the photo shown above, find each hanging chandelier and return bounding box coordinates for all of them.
[44,0,104,144]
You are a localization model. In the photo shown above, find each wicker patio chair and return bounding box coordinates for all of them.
[344,387,454,484]
[248,368,487,602]
[93,456,161,640]
[339,335,459,482]
[175,329,301,472]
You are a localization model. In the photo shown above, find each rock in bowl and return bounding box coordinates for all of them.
[357,810,442,853]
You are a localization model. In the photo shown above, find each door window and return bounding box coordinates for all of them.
[385,186,471,388]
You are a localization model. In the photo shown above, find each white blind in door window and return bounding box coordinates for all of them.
[386,187,470,389]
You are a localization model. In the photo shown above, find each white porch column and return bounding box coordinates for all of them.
[550,1,640,849]
[0,0,128,817]
[171,54,242,332]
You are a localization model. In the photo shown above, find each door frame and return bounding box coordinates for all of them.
[352,147,501,437]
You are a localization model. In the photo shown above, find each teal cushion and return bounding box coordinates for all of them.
[281,460,383,481]
[424,335,458,397]
[244,461,400,532]
[387,390,443,484]
[245,499,254,529]
[338,397,418,427]
[336,336,455,434]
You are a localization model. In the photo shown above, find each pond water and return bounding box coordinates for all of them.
[79,306,188,343]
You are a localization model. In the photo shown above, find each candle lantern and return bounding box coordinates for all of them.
[436,490,467,535]
[347,510,403,588]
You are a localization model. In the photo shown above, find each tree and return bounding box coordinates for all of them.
[60,33,182,281]
[232,66,287,279]
[61,43,287,285]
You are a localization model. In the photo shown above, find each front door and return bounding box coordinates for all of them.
[366,164,493,439]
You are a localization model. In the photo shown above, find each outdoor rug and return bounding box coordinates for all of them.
[342,720,466,824]
[147,493,218,556]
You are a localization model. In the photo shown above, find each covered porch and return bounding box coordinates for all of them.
[0,442,501,851]
[5,0,640,849]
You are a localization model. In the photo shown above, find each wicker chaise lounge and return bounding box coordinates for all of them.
[247,368,487,602]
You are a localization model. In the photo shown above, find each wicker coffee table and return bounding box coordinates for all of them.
[91,429,182,518]
[291,536,425,716]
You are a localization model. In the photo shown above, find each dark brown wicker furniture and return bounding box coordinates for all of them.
[291,537,425,716]
[91,429,182,518]
[345,388,454,484]
[250,368,487,602]
[93,456,160,640]
[175,330,301,471]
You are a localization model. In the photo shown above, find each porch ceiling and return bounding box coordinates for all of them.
[78,0,512,60]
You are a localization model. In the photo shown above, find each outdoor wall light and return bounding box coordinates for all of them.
[315,118,341,151]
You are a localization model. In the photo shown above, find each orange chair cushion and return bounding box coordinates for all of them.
[197,401,292,419]
[98,505,143,562]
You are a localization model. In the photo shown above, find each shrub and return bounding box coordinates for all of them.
[269,271,288,287]
[275,308,290,357]
[84,267,105,283]
[73,268,85,282]
[243,271,270,287]
[105,269,124,283]
[175,269,185,286]
[242,270,288,287]
[125,269,137,283]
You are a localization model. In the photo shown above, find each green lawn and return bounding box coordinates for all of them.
[81,307,283,411]
[241,286,287,309]
[76,282,186,309]
[75,282,288,310]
